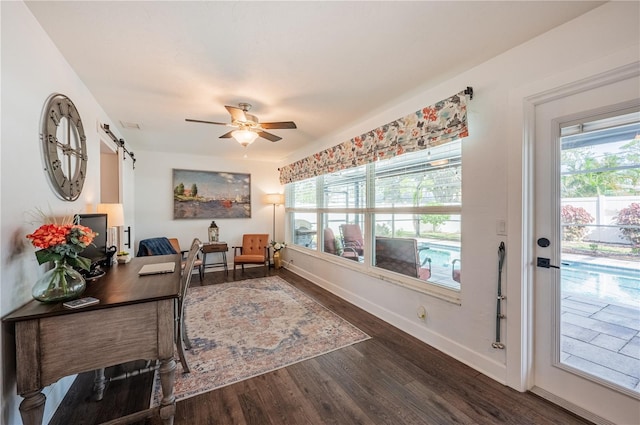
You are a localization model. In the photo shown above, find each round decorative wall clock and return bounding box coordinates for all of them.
[41,94,87,201]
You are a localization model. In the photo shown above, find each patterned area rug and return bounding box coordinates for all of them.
[151,276,370,406]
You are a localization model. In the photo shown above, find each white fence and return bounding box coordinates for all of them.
[562,196,639,245]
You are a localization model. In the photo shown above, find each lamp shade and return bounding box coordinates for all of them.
[96,203,125,227]
[232,129,259,147]
[263,193,284,205]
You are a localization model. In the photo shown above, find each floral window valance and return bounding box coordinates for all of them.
[279,89,471,185]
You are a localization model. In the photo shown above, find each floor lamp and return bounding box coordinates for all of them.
[263,193,285,242]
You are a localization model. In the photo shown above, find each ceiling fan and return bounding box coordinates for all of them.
[185,103,297,146]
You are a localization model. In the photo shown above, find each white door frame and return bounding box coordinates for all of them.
[520,63,640,423]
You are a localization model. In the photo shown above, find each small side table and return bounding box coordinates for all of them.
[201,242,229,274]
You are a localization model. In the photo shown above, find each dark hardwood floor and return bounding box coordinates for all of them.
[49,267,592,425]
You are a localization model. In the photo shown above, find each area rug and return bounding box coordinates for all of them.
[151,276,370,406]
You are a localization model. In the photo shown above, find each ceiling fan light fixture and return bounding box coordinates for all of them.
[231,129,259,147]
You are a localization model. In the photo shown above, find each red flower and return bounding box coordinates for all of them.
[26,223,97,270]
[26,224,69,249]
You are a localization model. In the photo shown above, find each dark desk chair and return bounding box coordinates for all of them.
[137,237,203,281]
[169,238,204,281]
[232,234,269,276]
[375,237,432,280]
[176,238,202,373]
[92,240,201,393]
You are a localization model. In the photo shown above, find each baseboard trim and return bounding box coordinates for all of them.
[530,386,612,425]
[285,263,507,385]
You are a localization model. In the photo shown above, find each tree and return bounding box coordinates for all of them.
[190,183,198,197]
[420,212,450,232]
[174,182,185,196]
[561,148,619,197]
[561,141,639,197]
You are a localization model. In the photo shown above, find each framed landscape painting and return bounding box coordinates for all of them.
[173,169,251,219]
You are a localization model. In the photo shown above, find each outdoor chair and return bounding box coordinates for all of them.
[452,259,461,283]
[339,223,364,256]
[233,234,269,276]
[375,237,432,280]
[324,228,359,261]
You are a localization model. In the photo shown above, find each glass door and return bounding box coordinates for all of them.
[559,112,640,392]
[533,76,639,425]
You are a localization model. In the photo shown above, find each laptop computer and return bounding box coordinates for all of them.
[138,262,176,276]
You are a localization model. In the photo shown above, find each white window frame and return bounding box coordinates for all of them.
[286,141,463,303]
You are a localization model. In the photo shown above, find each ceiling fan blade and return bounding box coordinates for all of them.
[260,121,297,130]
[225,105,247,122]
[219,131,235,138]
[185,118,229,126]
[257,131,282,142]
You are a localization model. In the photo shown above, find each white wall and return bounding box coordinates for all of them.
[0,3,128,423]
[133,151,284,258]
[280,0,640,394]
[1,1,638,424]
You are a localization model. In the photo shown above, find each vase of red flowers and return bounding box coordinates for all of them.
[27,222,97,303]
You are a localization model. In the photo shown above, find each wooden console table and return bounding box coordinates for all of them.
[201,242,228,274]
[2,255,181,425]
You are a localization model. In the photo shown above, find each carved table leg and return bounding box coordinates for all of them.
[19,390,46,425]
[93,368,107,401]
[158,357,176,425]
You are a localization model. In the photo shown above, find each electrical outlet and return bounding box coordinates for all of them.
[417,306,427,320]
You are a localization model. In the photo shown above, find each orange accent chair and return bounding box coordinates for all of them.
[233,234,270,276]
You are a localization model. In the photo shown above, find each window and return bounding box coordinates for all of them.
[290,179,318,248]
[287,139,462,291]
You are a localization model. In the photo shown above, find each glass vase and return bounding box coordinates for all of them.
[32,260,86,303]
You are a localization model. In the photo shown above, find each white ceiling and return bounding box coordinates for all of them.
[26,1,604,163]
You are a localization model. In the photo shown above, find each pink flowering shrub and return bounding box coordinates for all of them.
[560,205,594,241]
[615,203,640,251]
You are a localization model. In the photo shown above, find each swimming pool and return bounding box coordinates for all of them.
[417,243,460,267]
[561,262,640,308]
[416,242,639,307]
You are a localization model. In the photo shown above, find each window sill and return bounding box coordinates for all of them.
[288,245,461,305]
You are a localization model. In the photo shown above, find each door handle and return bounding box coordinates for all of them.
[537,257,560,269]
